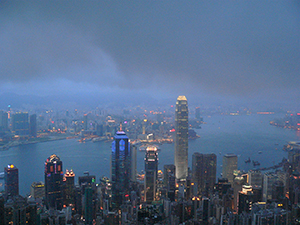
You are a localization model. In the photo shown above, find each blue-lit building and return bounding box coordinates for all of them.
[111,131,131,209]
[44,154,63,210]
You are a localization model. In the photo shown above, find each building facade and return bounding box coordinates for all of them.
[12,112,29,136]
[174,96,189,181]
[222,154,238,185]
[192,153,217,196]
[111,131,131,209]
[144,146,159,203]
[44,154,63,210]
[4,164,19,197]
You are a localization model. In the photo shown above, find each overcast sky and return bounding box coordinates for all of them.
[1,1,299,106]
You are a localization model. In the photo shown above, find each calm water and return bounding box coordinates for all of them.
[1,114,300,195]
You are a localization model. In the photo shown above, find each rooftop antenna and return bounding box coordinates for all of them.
[120,122,122,131]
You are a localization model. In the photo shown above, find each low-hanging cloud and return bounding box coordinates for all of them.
[0,1,299,102]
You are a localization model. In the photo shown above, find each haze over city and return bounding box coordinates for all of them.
[1,1,300,224]
[1,1,299,108]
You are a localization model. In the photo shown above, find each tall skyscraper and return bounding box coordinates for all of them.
[84,187,93,225]
[192,153,217,196]
[44,154,63,210]
[174,95,188,181]
[222,154,238,185]
[144,146,158,203]
[64,169,75,206]
[111,131,131,208]
[4,164,19,197]
[164,164,176,201]
[131,144,137,182]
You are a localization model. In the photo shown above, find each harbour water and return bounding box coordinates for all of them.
[0,113,299,196]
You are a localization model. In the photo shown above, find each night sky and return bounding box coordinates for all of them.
[1,1,299,106]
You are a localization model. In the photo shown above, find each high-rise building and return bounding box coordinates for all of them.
[131,144,137,182]
[64,169,75,206]
[30,181,45,199]
[83,114,88,131]
[11,112,29,136]
[4,164,19,197]
[144,146,159,203]
[4,195,37,224]
[84,187,93,225]
[44,154,63,210]
[111,131,131,208]
[248,170,263,188]
[174,96,188,181]
[29,114,37,137]
[0,111,8,132]
[195,107,201,120]
[222,154,238,185]
[238,185,253,214]
[192,153,217,196]
[263,172,278,202]
[164,164,176,201]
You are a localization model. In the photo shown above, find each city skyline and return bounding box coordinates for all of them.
[0,96,300,223]
[0,1,300,223]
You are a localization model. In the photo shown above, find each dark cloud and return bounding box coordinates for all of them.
[0,1,299,103]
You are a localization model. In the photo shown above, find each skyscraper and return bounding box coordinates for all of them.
[12,112,29,136]
[195,107,201,120]
[44,154,63,210]
[164,164,176,201]
[111,130,131,208]
[144,146,158,203]
[131,144,137,182]
[192,153,217,196]
[64,169,75,206]
[222,154,238,185]
[29,114,37,137]
[0,111,8,132]
[84,187,93,225]
[4,164,19,197]
[175,95,188,181]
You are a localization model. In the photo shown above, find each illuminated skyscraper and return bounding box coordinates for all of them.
[64,169,75,206]
[4,164,19,197]
[175,96,188,181]
[111,131,131,208]
[222,154,238,185]
[44,154,63,210]
[144,146,158,203]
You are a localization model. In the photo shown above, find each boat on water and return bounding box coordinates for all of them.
[258,151,262,154]
[245,157,251,163]
[252,160,260,166]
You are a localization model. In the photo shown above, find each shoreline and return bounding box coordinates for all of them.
[0,135,79,151]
